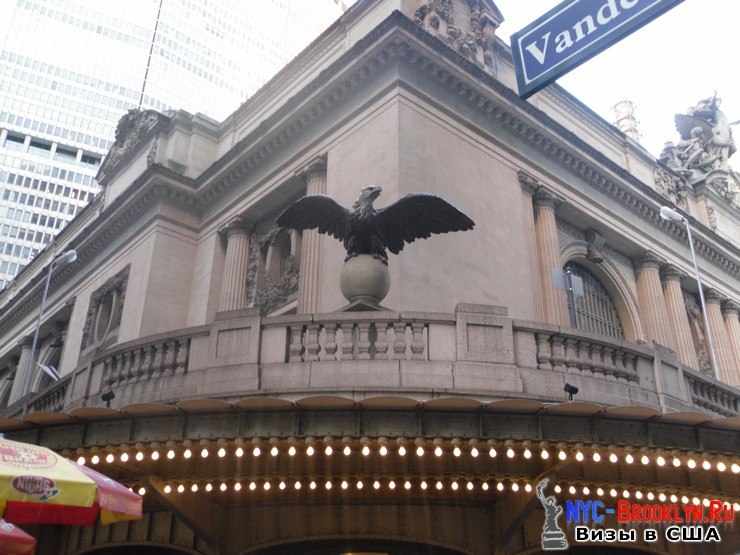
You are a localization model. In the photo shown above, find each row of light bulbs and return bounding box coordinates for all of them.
[128,477,740,513]
[75,438,740,475]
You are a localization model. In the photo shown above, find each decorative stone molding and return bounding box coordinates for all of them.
[81,266,130,352]
[584,229,606,264]
[653,164,689,209]
[635,251,663,271]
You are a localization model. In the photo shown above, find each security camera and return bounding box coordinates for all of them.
[564,383,579,401]
[101,390,115,407]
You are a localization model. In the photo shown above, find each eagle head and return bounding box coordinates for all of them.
[353,186,382,209]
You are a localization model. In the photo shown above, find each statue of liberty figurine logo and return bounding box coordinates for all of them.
[536,478,569,551]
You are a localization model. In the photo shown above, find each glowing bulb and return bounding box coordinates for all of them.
[294,481,302,490]
[692,497,700,506]
[701,460,711,471]
[731,463,740,474]
[420,480,428,490]
[635,491,643,500]
[506,448,515,459]
[453,446,462,457]
[325,480,332,490]
[557,450,567,461]
[77,456,86,465]
[511,483,519,492]
[177,484,185,494]
[191,484,198,493]
[717,461,726,472]
[582,486,590,495]
[673,457,681,467]
[656,456,666,467]
[670,494,678,503]
[436,481,444,491]
[249,482,256,491]
[205,483,213,492]
[496,482,504,492]
[568,486,576,495]
[681,495,689,505]
[120,453,129,463]
[340,480,348,490]
[596,488,604,497]
[234,483,242,492]
[687,458,696,469]
[702,498,711,508]
[405,480,413,490]
[279,481,286,490]
[540,449,550,460]
[647,492,654,501]
[220,483,227,492]
[398,446,407,456]
[263,482,271,491]
[151,451,160,461]
[575,451,584,462]
[343,445,352,456]
[489,447,497,458]
[361,445,370,457]
[734,503,740,512]
[287,446,296,457]
[641,455,649,465]
[525,483,533,493]
[609,489,617,498]
[324,445,333,456]
[609,453,618,464]
[251,447,260,457]
[306,446,315,456]
[434,446,443,457]
[379,445,388,457]
[138,487,146,496]
[388,480,396,490]
[554,485,562,494]
[270,446,279,457]
[658,493,666,502]
[416,446,424,457]
[164,485,172,494]
[135,452,143,462]
[592,452,601,463]
[167,450,175,460]
[373,480,381,490]
[471,447,479,458]
[106,453,115,464]
[523,448,532,459]
[451,481,459,491]
[183,449,192,459]
[481,482,489,491]
[622,490,630,499]
[217,448,226,458]
[356,481,363,490]
[201,448,209,458]
[91,455,100,465]
[624,453,634,464]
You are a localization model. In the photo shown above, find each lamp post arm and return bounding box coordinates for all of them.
[685,221,719,380]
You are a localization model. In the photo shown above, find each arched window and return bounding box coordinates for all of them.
[564,262,624,339]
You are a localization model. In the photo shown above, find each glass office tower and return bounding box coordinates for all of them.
[0,0,345,289]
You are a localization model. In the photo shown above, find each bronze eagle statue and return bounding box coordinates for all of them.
[276,186,475,264]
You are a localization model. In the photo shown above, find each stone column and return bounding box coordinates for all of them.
[533,189,569,326]
[661,265,698,368]
[8,337,33,405]
[218,217,251,312]
[705,289,736,384]
[721,301,740,385]
[518,172,545,322]
[635,252,675,349]
[297,156,327,314]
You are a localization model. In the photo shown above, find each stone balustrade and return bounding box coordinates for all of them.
[685,370,740,417]
[3,305,739,418]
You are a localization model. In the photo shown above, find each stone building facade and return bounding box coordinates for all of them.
[0,1,739,554]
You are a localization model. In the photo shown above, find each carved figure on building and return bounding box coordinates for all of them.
[653,161,689,209]
[277,186,474,265]
[670,95,739,200]
[684,291,712,374]
[253,227,300,315]
[413,0,504,72]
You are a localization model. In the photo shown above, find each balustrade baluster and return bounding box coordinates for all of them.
[375,322,389,359]
[564,338,579,372]
[340,323,355,359]
[602,347,616,380]
[175,338,189,374]
[410,323,426,360]
[392,322,407,359]
[322,323,338,361]
[357,322,372,360]
[550,336,566,371]
[305,324,321,361]
[288,325,305,362]
[535,333,552,370]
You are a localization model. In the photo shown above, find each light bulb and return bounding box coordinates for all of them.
[398,446,407,456]
[481,482,489,491]
[506,448,515,459]
[624,453,634,464]
[731,463,740,474]
[234,482,242,492]
[220,483,227,492]
[177,484,185,494]
[343,445,351,456]
[201,448,209,458]
[540,449,549,460]
[164,485,172,494]
[252,447,260,457]
[575,451,584,462]
[420,480,428,490]
[554,485,562,494]
[609,489,617,498]
[361,445,370,457]
[701,460,711,471]
[248,482,256,491]
[217,448,226,458]
[687,458,696,469]
[670,494,678,503]
[77,456,86,465]
[135,452,143,462]
[405,481,413,490]
[656,456,666,467]
[263,482,271,491]
[609,453,618,464]
[647,492,655,501]
[205,483,213,492]
[511,483,519,492]
[470,447,479,458]
[138,487,146,496]
[167,450,175,460]
[324,445,333,456]
[287,446,296,457]
[120,453,129,463]
[434,446,443,457]
[279,481,286,490]
[496,482,504,492]
[596,488,604,496]
[379,445,388,457]
[582,486,590,495]
[489,447,497,458]
[270,446,279,457]
[640,455,649,465]
[635,491,643,500]
[658,493,666,502]
[191,484,198,493]
[523,448,532,459]
[151,451,160,461]
[692,497,700,506]
[183,449,192,459]
[451,481,459,491]
[716,461,726,472]
[373,480,381,490]
[622,490,630,498]
[106,453,115,464]
[436,481,444,491]
[356,481,364,490]
[557,450,567,461]
[325,481,332,490]
[568,486,576,495]
[467,481,475,491]
[294,481,302,490]
[416,446,424,457]
[592,452,601,463]
[388,480,396,490]
[91,455,100,465]
[453,446,462,457]
[306,446,315,456]
[340,480,348,490]
[673,457,681,467]
[681,495,689,505]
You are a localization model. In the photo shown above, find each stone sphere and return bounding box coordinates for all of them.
[340,255,390,305]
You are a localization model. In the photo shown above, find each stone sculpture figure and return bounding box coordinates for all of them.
[277,186,474,307]
[536,478,569,551]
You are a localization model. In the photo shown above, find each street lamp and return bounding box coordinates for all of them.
[23,249,78,407]
[659,206,718,378]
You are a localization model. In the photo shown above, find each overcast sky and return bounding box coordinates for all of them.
[495,1,738,159]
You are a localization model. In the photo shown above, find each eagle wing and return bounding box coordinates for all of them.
[373,194,475,255]
[276,195,351,241]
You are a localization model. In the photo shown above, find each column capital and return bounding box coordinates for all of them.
[704,288,725,304]
[218,215,251,239]
[662,264,685,281]
[722,300,740,315]
[295,154,327,182]
[517,170,539,194]
[533,187,560,209]
[635,251,663,270]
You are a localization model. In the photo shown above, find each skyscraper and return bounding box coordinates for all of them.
[0,0,345,289]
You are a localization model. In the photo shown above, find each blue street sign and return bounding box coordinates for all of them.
[511,0,683,99]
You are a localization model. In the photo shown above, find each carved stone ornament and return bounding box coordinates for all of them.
[97,109,167,184]
[80,266,130,351]
[255,227,299,315]
[653,163,689,209]
[414,0,504,72]
[684,290,712,374]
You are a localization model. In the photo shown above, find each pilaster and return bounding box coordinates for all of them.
[296,155,327,314]
[721,300,740,385]
[518,171,544,322]
[705,289,736,385]
[218,216,251,313]
[661,265,698,369]
[8,336,34,405]
[533,187,569,327]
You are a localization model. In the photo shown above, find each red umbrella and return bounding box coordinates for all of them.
[0,519,35,555]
